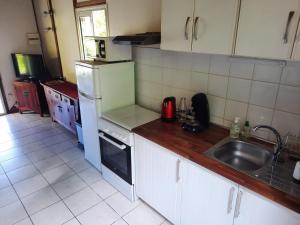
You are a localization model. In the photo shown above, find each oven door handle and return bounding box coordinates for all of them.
[99,132,126,150]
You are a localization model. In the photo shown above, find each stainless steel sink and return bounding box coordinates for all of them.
[205,138,273,173]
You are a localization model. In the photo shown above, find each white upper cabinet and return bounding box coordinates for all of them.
[292,19,300,60]
[180,161,238,225]
[161,0,195,52]
[192,0,239,55]
[233,187,300,225]
[235,0,300,59]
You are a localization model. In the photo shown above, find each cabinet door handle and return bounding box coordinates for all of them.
[227,187,235,214]
[176,159,181,182]
[283,11,295,44]
[234,190,243,218]
[193,17,199,40]
[185,17,191,40]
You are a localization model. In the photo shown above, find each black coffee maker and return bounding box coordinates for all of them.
[182,93,209,133]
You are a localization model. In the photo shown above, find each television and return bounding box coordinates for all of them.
[11,53,47,80]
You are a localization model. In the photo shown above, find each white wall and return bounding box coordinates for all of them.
[0,0,42,109]
[133,47,300,141]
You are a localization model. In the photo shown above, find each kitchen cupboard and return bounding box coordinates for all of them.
[180,161,238,225]
[234,187,300,225]
[134,135,300,225]
[235,0,300,59]
[161,0,239,55]
[135,135,182,225]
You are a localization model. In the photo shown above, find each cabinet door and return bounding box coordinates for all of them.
[161,0,195,52]
[233,187,300,225]
[192,0,239,54]
[292,20,300,59]
[235,0,300,59]
[135,135,181,224]
[180,161,238,225]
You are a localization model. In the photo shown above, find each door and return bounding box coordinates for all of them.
[192,0,239,54]
[79,92,102,171]
[233,187,300,225]
[180,161,238,225]
[235,0,300,59]
[161,0,195,52]
[135,135,182,224]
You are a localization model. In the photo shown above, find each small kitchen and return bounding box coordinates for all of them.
[0,0,300,225]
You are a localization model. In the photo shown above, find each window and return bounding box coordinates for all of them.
[76,5,108,60]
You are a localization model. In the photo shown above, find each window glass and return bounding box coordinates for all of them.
[92,10,107,37]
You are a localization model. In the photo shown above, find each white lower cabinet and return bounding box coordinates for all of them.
[180,161,238,225]
[134,135,300,225]
[233,187,300,225]
[135,135,182,224]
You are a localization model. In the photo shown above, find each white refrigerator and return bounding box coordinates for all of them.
[75,61,135,171]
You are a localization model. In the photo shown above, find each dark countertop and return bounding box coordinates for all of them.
[42,80,78,100]
[133,119,300,213]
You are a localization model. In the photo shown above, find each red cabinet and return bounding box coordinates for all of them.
[13,81,48,116]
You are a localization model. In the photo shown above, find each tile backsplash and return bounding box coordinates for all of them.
[133,46,300,141]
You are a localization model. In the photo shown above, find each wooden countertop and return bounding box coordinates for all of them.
[42,80,78,100]
[133,119,300,213]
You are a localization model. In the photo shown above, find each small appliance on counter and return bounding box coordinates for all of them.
[161,97,176,122]
[182,93,209,133]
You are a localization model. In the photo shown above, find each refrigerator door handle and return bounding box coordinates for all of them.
[79,91,99,101]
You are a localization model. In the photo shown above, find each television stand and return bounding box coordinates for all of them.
[13,80,49,116]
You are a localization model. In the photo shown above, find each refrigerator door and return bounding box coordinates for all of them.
[76,63,102,98]
[79,92,102,171]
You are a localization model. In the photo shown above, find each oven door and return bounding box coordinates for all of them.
[99,131,132,184]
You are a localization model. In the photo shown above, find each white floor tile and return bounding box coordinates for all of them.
[0,186,19,207]
[14,218,33,225]
[1,155,31,172]
[47,141,75,154]
[52,175,87,198]
[6,164,39,184]
[78,167,102,185]
[90,179,118,199]
[123,203,165,225]
[63,187,102,215]
[31,201,73,225]
[0,201,28,225]
[66,158,91,173]
[63,218,81,225]
[112,219,128,225]
[0,174,10,190]
[77,201,120,225]
[27,149,54,163]
[105,192,141,216]
[161,220,173,225]
[0,166,4,175]
[43,164,75,184]
[13,174,48,197]
[21,186,60,215]
[34,155,65,173]
[58,148,84,163]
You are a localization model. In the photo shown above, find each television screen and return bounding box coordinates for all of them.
[11,53,46,79]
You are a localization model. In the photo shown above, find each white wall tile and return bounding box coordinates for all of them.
[136,80,162,100]
[209,55,230,76]
[191,72,208,93]
[272,110,300,136]
[207,95,226,118]
[162,51,178,69]
[163,69,191,89]
[224,100,248,122]
[250,81,278,108]
[229,58,254,79]
[253,61,283,83]
[227,78,251,102]
[136,64,162,83]
[208,75,228,98]
[276,85,300,114]
[247,105,274,126]
[210,116,223,126]
[191,53,211,73]
[281,62,300,86]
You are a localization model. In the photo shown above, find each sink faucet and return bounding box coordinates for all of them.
[252,125,283,162]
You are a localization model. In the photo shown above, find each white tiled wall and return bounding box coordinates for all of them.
[133,47,300,141]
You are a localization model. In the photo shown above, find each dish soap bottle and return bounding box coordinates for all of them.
[242,120,251,139]
[230,117,241,138]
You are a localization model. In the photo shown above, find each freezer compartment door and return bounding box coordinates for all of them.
[79,93,102,171]
[76,64,102,98]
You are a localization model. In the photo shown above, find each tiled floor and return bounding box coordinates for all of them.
[0,113,171,225]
